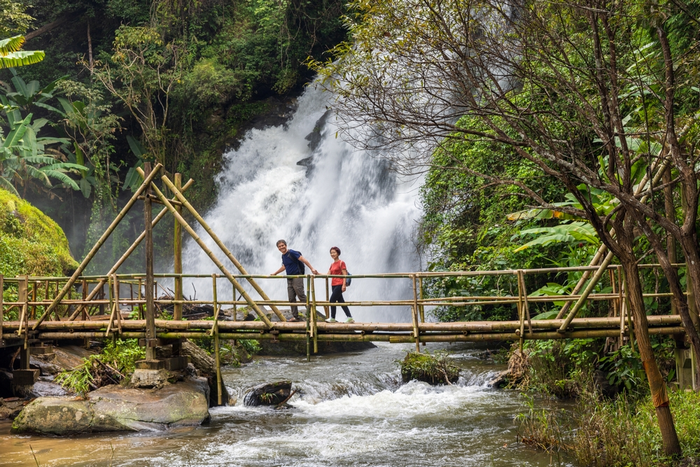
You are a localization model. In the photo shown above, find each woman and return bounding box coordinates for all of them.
[326,246,354,323]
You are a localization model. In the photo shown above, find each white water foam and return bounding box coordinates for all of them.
[181,83,424,322]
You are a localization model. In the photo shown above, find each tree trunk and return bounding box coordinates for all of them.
[622,257,681,456]
[181,339,229,406]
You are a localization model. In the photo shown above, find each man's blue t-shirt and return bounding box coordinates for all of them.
[282,249,304,275]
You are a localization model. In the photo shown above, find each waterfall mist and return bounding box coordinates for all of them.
[181,83,424,322]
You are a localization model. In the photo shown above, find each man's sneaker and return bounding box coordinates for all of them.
[325,318,337,323]
[288,317,300,322]
[345,318,355,323]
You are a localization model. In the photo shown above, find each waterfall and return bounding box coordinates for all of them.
[181,83,424,322]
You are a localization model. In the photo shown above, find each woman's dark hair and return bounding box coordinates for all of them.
[330,246,341,255]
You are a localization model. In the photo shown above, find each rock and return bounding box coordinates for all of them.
[400,352,460,386]
[130,369,178,389]
[11,377,210,434]
[31,354,63,375]
[29,380,69,397]
[244,381,292,406]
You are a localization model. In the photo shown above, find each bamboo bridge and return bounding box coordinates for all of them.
[0,163,696,394]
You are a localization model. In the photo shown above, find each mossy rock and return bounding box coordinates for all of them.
[0,189,78,277]
[399,351,460,385]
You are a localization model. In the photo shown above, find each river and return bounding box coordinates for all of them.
[0,342,571,466]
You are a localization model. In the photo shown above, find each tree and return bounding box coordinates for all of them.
[313,0,700,455]
[91,26,181,167]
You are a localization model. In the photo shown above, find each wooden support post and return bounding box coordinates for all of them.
[144,162,156,360]
[140,171,274,328]
[215,324,222,406]
[324,278,330,319]
[33,163,163,330]
[160,174,286,322]
[174,173,183,321]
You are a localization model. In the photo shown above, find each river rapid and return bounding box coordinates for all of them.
[0,342,571,466]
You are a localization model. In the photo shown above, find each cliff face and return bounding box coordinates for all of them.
[0,188,78,277]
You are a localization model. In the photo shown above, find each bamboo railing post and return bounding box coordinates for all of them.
[144,162,157,360]
[114,274,122,334]
[106,274,117,337]
[160,174,285,322]
[209,274,219,337]
[0,274,3,343]
[419,276,425,323]
[173,173,183,321]
[558,252,615,332]
[30,281,37,319]
[411,274,420,352]
[519,271,533,336]
[33,163,163,330]
[211,272,222,404]
[139,171,273,328]
[306,275,311,362]
[82,279,88,320]
[232,288,237,321]
[311,277,318,354]
[324,278,329,319]
[138,278,144,319]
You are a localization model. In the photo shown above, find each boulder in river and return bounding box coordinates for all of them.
[400,351,460,385]
[11,377,210,434]
[244,381,292,406]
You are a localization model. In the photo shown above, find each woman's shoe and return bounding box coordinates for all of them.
[345,318,355,323]
[325,318,337,323]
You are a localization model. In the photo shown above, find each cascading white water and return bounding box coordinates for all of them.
[182,83,424,322]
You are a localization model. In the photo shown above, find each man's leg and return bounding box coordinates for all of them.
[291,277,307,319]
[287,279,299,319]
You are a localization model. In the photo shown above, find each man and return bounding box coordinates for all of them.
[271,239,319,322]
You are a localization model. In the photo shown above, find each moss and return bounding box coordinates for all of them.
[0,188,78,277]
[399,351,460,385]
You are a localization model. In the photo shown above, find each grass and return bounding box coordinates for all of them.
[518,388,700,466]
[398,350,460,385]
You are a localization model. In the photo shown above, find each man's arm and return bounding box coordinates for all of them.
[298,255,319,275]
[271,265,285,275]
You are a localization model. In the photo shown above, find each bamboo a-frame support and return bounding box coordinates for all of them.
[33,163,165,330]
[554,155,672,330]
[136,168,274,328]
[66,178,195,321]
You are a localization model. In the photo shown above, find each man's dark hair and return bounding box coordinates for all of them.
[276,239,287,246]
